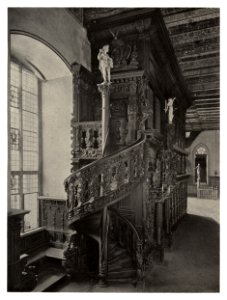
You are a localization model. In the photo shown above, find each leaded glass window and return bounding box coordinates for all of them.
[9,61,40,232]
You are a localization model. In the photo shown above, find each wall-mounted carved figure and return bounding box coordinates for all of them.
[130,45,139,68]
[97,45,113,84]
[165,97,176,125]
[112,44,132,68]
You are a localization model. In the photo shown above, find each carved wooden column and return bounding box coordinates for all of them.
[8,209,29,291]
[97,83,111,155]
[71,63,82,172]
[127,83,138,143]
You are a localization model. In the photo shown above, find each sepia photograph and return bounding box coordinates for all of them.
[5,3,220,293]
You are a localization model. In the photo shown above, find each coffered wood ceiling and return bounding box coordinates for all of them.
[70,7,220,132]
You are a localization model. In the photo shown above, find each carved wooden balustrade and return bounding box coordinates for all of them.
[20,228,49,255]
[161,181,187,237]
[197,186,218,200]
[72,121,102,161]
[65,134,146,224]
[149,180,188,257]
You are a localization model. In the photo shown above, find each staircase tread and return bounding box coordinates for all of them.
[108,254,131,264]
[108,258,132,267]
[28,247,64,264]
[33,272,65,292]
[108,278,137,283]
[108,269,136,274]
[109,247,128,255]
[45,247,64,259]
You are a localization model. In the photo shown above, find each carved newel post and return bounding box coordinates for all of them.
[97,46,112,285]
[97,44,113,155]
[97,84,111,155]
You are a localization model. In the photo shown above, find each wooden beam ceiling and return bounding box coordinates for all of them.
[162,8,220,131]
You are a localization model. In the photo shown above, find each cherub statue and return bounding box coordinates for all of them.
[165,97,176,125]
[97,45,113,84]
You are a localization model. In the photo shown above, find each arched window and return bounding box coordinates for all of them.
[194,144,208,185]
[9,61,40,232]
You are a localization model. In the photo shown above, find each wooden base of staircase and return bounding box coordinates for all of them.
[107,240,137,284]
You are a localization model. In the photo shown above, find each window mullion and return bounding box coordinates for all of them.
[19,65,24,212]
[38,79,42,197]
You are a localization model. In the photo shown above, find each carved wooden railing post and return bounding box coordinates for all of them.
[97,83,111,155]
[142,130,163,270]
[62,230,78,276]
[98,207,109,286]
[156,200,163,247]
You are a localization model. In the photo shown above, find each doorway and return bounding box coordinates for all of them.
[195,154,207,184]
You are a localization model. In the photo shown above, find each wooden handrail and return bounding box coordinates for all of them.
[64,133,146,222]
[64,133,146,184]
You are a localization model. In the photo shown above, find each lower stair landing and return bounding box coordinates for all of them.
[33,272,66,292]
[28,248,67,292]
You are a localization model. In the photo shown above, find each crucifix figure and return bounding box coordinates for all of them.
[97,45,113,84]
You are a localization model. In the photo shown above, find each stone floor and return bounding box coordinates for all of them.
[54,197,220,293]
[187,196,219,224]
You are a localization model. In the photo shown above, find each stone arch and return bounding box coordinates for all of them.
[8,8,91,71]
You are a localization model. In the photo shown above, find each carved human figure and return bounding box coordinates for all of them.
[153,158,161,187]
[110,167,118,191]
[124,161,129,184]
[67,182,75,211]
[76,181,82,207]
[165,97,176,125]
[195,163,201,189]
[97,45,113,84]
[87,129,93,149]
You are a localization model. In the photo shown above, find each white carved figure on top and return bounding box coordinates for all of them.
[165,97,176,124]
[97,45,113,84]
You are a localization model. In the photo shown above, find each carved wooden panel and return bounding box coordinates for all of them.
[39,197,68,247]
[72,121,102,160]
[65,134,146,223]
[20,228,49,254]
